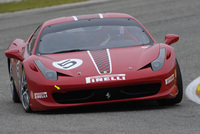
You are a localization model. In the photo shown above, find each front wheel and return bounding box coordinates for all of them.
[20,69,32,112]
[157,59,183,105]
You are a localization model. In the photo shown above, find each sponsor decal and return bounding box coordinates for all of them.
[52,59,83,70]
[34,92,48,99]
[86,74,126,84]
[165,74,174,85]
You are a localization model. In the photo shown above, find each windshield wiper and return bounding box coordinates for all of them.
[53,49,88,54]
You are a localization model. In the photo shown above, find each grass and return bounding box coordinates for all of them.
[0,0,88,13]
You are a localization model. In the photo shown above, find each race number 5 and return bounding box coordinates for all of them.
[52,59,83,70]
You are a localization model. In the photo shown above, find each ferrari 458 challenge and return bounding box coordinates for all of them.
[5,13,182,112]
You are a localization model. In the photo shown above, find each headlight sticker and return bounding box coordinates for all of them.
[151,48,165,71]
[35,60,57,81]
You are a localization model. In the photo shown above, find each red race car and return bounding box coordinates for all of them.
[5,13,182,112]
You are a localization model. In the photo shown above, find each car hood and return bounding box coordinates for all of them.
[37,44,160,77]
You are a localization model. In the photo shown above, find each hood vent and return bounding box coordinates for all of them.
[57,72,72,77]
[138,63,151,70]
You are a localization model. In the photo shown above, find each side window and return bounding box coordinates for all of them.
[29,25,42,54]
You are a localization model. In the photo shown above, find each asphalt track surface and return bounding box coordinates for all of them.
[0,0,200,133]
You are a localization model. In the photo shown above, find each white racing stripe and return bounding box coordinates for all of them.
[185,76,200,104]
[72,16,78,21]
[99,13,103,18]
[106,49,112,73]
[87,51,101,74]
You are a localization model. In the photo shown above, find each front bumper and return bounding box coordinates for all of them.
[26,63,178,111]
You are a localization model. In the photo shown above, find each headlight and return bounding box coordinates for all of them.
[34,60,57,81]
[151,48,165,71]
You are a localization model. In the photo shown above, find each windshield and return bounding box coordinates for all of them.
[35,18,154,55]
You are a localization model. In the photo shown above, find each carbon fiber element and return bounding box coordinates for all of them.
[89,49,111,74]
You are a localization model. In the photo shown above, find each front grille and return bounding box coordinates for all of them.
[52,83,161,104]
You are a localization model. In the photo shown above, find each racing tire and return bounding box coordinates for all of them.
[9,62,20,103]
[157,59,183,105]
[20,69,32,112]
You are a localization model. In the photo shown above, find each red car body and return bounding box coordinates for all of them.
[5,13,182,112]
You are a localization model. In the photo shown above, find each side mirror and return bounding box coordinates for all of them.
[165,34,179,45]
[5,49,24,61]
